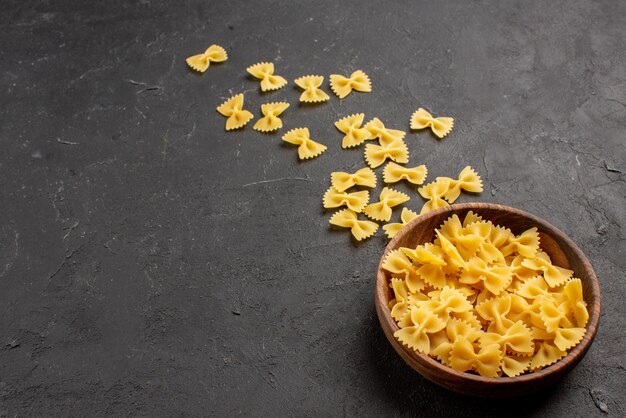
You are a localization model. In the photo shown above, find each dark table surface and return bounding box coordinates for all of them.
[1,0,625,416]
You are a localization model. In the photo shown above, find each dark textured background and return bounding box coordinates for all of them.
[0,0,624,416]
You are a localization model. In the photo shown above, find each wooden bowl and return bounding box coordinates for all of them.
[375,203,601,397]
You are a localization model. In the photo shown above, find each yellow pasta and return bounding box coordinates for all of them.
[253,102,289,132]
[383,162,428,185]
[281,127,327,160]
[294,75,330,103]
[246,62,288,91]
[418,179,451,215]
[329,70,372,99]
[362,187,409,222]
[384,211,588,377]
[364,139,409,169]
[186,44,227,73]
[330,167,377,192]
[322,187,369,212]
[329,209,378,241]
[383,207,419,239]
[364,118,406,146]
[216,93,254,131]
[334,113,376,149]
[410,107,454,139]
[437,166,484,203]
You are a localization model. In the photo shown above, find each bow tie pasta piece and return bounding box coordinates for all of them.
[382,249,425,292]
[449,335,502,377]
[294,75,330,103]
[475,293,514,335]
[501,355,532,377]
[500,227,540,258]
[330,167,377,192]
[480,320,534,356]
[553,327,586,351]
[460,257,513,296]
[186,44,227,72]
[383,162,428,185]
[531,341,567,370]
[401,242,447,266]
[364,118,406,146]
[383,207,419,239]
[329,70,372,99]
[410,107,454,139]
[438,166,484,203]
[253,102,290,132]
[562,279,589,327]
[216,93,254,131]
[329,209,378,241]
[463,211,484,227]
[363,187,410,222]
[521,255,573,288]
[416,286,473,323]
[322,187,369,212]
[435,230,468,271]
[334,113,376,149]
[394,307,447,354]
[538,295,574,332]
[418,179,451,215]
[437,214,483,260]
[516,276,550,300]
[282,127,327,160]
[364,140,409,169]
[246,62,288,92]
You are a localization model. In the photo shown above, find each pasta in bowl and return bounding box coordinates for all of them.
[374,203,601,397]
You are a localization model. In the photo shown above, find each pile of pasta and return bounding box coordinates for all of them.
[384,211,589,377]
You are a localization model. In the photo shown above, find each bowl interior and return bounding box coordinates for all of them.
[375,203,601,397]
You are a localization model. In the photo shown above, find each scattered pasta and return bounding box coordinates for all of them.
[330,167,377,192]
[294,75,330,103]
[363,187,410,222]
[216,93,254,131]
[253,102,290,132]
[383,162,428,185]
[384,211,588,377]
[364,139,409,169]
[282,128,327,160]
[329,70,372,99]
[364,118,406,146]
[247,62,288,92]
[418,179,451,215]
[335,114,376,149]
[410,108,454,139]
[437,166,484,203]
[329,209,379,241]
[186,45,227,73]
[323,187,370,212]
[383,207,419,239]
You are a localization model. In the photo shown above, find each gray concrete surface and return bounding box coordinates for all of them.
[0,0,624,416]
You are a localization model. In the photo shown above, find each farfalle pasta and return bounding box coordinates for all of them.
[437,166,484,204]
[334,114,375,149]
[281,127,327,160]
[364,118,406,146]
[253,102,289,132]
[410,107,454,139]
[322,187,369,212]
[246,62,288,92]
[418,179,451,215]
[294,75,330,103]
[362,187,409,222]
[384,211,589,377]
[364,139,409,169]
[329,209,378,241]
[216,93,254,131]
[186,44,227,73]
[329,70,372,99]
[383,207,419,239]
[330,167,376,192]
[383,162,428,185]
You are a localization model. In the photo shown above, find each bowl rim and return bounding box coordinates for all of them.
[375,202,601,385]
